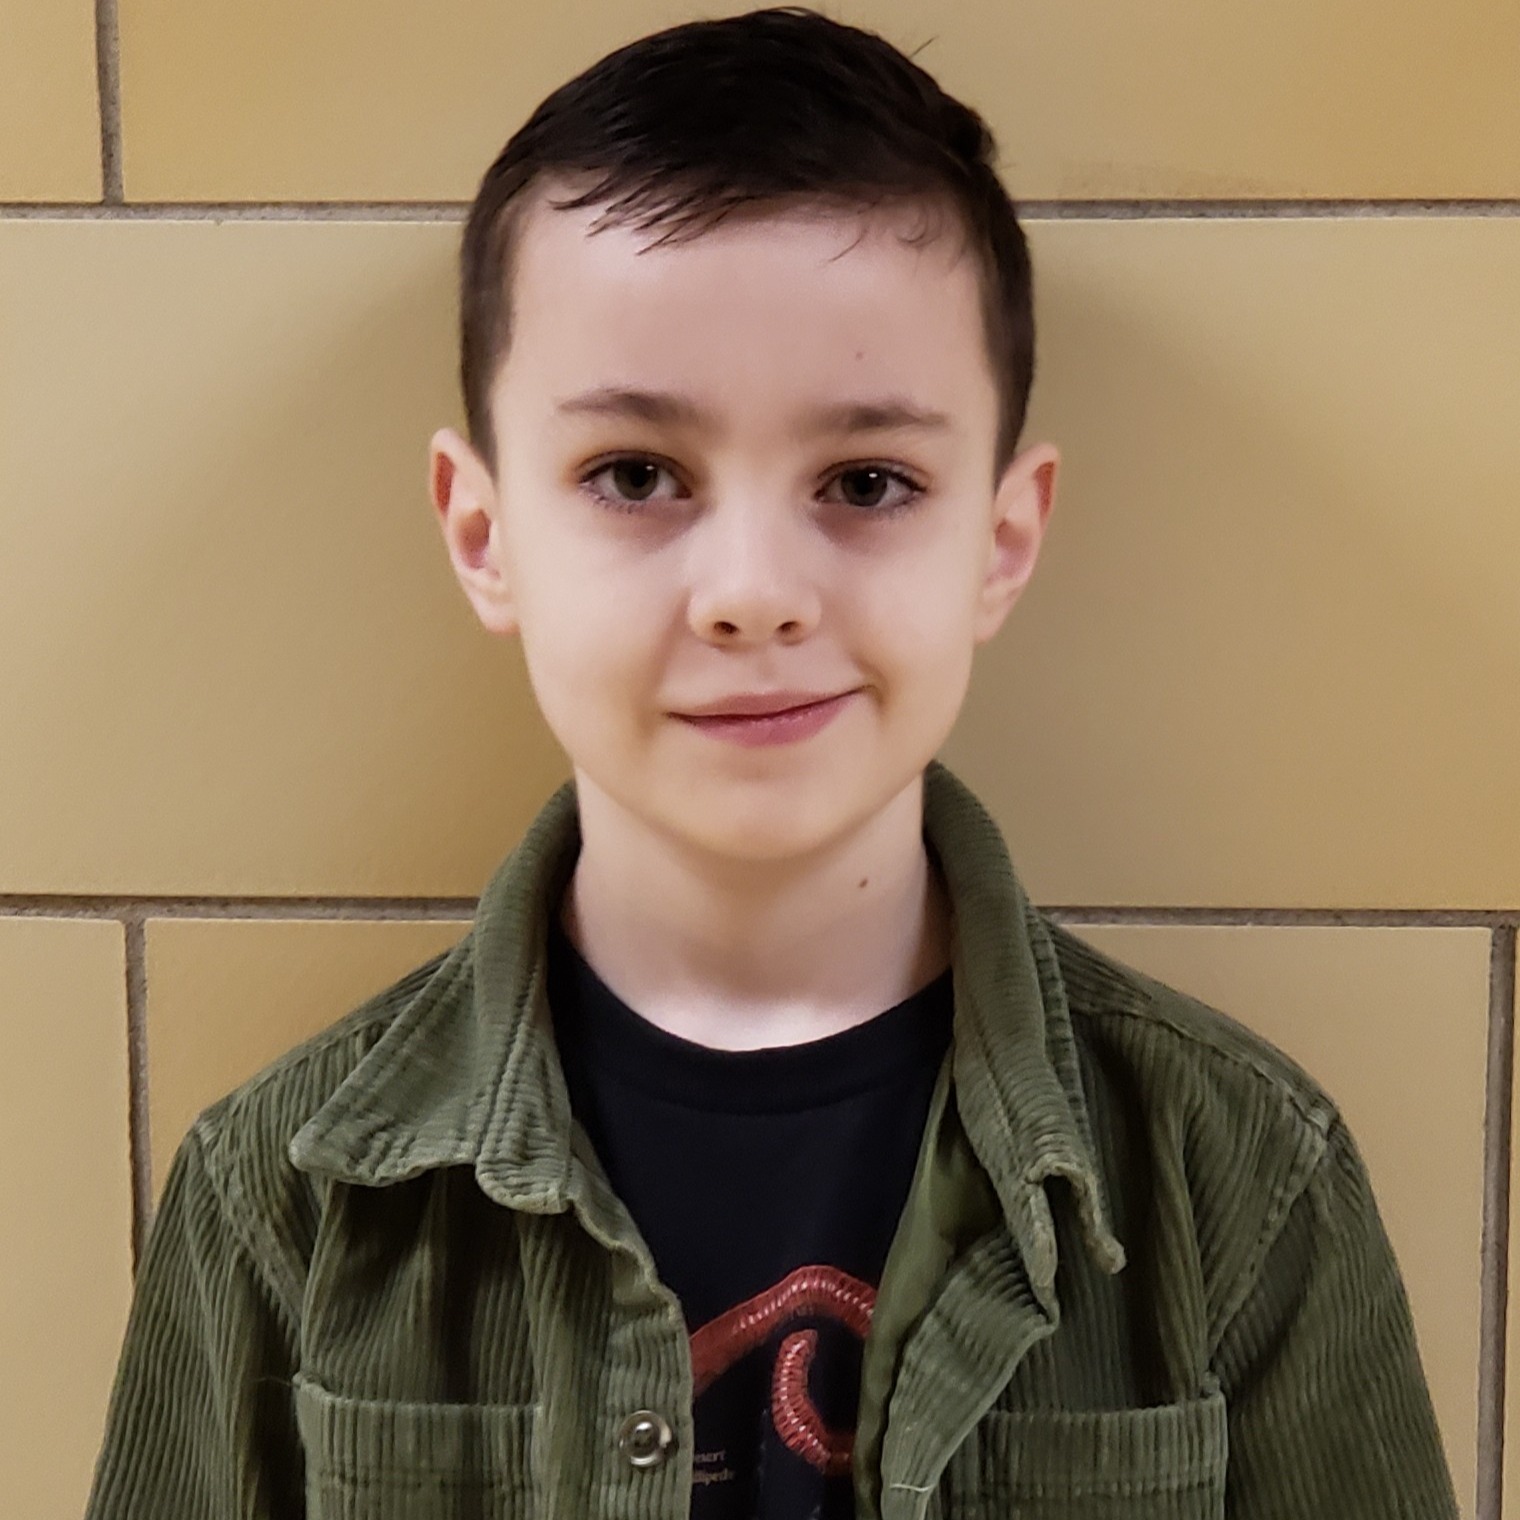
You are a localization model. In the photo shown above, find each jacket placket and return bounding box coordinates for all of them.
[876,1224,1057,1520]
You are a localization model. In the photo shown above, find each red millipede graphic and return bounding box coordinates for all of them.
[688,1264,876,1476]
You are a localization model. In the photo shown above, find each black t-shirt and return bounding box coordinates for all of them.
[547,911,954,1519]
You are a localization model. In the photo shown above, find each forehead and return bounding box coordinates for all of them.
[493,180,994,436]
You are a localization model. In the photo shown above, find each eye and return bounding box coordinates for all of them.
[580,456,685,513]
[821,464,926,516]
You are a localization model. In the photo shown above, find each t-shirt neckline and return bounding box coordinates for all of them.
[546,911,954,1114]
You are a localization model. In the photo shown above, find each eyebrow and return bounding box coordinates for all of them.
[552,386,952,437]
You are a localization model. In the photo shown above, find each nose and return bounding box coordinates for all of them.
[685,499,823,645]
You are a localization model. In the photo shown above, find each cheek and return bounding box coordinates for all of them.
[516,562,661,732]
[521,596,618,697]
[861,558,980,737]
[512,518,626,660]
[864,547,979,666]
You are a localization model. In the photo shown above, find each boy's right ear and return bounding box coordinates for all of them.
[428,427,520,638]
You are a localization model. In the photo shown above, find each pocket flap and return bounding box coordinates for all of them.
[293,1371,537,1488]
[964,1384,1228,1500]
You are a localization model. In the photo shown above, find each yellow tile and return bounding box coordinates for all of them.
[115,0,1520,201]
[2,218,1514,907]
[0,918,132,1520]
[950,0,1520,200]
[145,916,473,1200]
[944,218,1520,908]
[0,0,99,200]
[1070,923,1486,1517]
[0,220,568,898]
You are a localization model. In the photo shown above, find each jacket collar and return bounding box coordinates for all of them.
[289,759,1125,1298]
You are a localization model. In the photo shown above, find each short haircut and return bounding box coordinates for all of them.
[459,5,1035,487]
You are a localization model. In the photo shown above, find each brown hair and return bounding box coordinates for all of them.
[458,5,1035,485]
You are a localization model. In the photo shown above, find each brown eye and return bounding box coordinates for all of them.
[580,456,682,513]
[825,465,925,516]
[607,460,662,501]
[836,467,892,510]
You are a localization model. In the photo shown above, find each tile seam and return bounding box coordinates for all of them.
[0,896,480,918]
[1,896,1517,925]
[92,0,122,204]
[1477,926,1517,1520]
[1046,906,1520,927]
[1023,198,1520,218]
[2,199,1520,222]
[123,914,151,1270]
[0,202,469,222]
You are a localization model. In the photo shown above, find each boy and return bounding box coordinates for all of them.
[86,7,1459,1519]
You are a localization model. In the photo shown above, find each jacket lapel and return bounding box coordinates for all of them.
[860,763,1126,1519]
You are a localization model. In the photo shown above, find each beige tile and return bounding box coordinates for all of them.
[0,0,99,200]
[0,918,132,1520]
[952,0,1520,199]
[1070,923,1486,1517]
[944,217,1520,908]
[115,0,1520,201]
[0,220,568,899]
[2,218,1514,907]
[145,916,474,1200]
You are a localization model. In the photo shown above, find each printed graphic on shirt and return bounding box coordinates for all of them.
[689,1264,876,1516]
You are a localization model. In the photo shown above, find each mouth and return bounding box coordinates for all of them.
[740,695,832,717]
[676,690,858,720]
[674,690,857,746]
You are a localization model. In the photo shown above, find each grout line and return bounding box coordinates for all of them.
[1477,926,1517,1520]
[0,895,480,919]
[2,198,1520,223]
[123,915,152,1270]
[0,202,469,222]
[1017,198,1520,219]
[1,894,1516,925]
[92,0,122,204]
[1042,905,1520,928]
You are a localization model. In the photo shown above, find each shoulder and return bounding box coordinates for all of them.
[193,936,467,1151]
[1045,915,1338,1136]
[165,934,472,1306]
[1040,915,1345,1325]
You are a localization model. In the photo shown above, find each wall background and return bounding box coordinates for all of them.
[1,2,1515,1517]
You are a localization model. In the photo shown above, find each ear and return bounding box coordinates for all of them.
[428,427,520,638]
[972,439,1059,646]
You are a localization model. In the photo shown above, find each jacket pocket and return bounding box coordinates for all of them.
[942,1382,1227,1520]
[293,1372,539,1520]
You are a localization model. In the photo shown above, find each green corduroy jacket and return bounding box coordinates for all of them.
[85,759,1460,1520]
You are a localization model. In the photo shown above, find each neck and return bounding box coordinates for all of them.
[558,769,953,1051]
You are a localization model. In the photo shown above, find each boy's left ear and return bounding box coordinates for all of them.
[973,440,1059,646]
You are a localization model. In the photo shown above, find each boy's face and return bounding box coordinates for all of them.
[431,180,1057,866]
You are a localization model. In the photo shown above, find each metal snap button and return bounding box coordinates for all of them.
[617,1408,674,1469]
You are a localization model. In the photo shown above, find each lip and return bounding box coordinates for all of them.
[675,689,855,719]
[675,689,857,748]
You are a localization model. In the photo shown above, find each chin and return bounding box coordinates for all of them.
[688,821,836,866]
[659,772,869,860]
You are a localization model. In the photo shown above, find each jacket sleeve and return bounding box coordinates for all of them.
[84,1123,306,1520]
[1214,1110,1462,1519]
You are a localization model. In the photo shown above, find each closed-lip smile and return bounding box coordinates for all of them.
[676,689,855,719]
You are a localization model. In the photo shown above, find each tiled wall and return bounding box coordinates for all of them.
[2,3,1515,1518]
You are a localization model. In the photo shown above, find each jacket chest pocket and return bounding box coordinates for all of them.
[941,1385,1228,1520]
[294,1372,539,1520]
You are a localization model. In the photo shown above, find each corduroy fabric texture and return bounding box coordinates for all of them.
[83,759,1460,1520]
